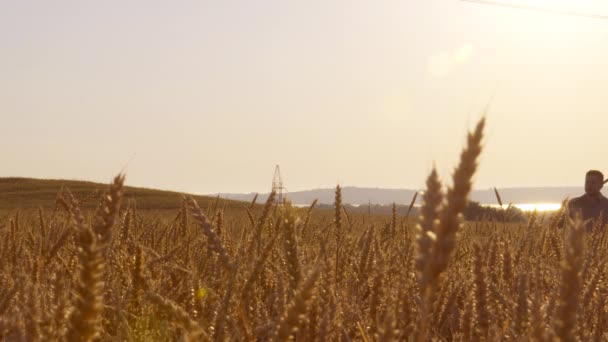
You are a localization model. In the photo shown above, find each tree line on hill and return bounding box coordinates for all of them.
[315,200,528,222]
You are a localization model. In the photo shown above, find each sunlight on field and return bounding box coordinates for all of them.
[514,202,562,211]
[490,202,562,211]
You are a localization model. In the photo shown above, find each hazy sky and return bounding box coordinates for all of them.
[2,0,608,194]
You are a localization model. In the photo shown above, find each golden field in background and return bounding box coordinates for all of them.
[1,118,603,341]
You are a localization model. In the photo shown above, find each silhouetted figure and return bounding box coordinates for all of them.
[568,170,608,230]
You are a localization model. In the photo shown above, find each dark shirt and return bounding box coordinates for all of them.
[568,193,608,229]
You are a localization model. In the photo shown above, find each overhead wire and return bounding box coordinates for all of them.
[459,0,608,20]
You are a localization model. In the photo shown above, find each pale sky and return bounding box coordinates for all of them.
[2,0,608,194]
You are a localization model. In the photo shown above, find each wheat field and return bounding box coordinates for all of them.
[0,117,604,341]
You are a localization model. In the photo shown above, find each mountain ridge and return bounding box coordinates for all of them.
[215,186,584,205]
[0,177,243,210]
[0,177,585,209]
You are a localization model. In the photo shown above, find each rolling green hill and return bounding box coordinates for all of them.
[0,177,247,210]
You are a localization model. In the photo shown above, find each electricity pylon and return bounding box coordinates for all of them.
[272,165,286,204]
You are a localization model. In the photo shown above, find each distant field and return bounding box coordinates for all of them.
[1,118,603,341]
[0,177,246,211]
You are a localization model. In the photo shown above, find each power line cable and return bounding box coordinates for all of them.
[460,0,608,20]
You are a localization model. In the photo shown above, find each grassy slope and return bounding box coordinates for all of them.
[0,178,399,226]
[0,177,247,210]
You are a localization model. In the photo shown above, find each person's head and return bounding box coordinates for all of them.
[585,170,604,196]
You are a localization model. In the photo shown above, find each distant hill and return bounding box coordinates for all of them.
[216,186,584,206]
[0,177,244,210]
[1,178,584,210]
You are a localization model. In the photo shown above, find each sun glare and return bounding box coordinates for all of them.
[513,203,562,212]
[490,203,563,212]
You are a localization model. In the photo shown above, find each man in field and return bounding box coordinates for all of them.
[568,170,608,229]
